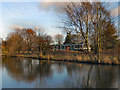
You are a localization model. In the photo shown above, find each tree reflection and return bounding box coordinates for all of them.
[2,56,52,83]
[119,66,120,88]
[2,56,118,88]
[65,63,118,88]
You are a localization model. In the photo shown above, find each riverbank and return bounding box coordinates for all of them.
[2,50,120,65]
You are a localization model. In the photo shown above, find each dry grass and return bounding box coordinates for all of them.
[4,50,119,65]
[48,50,119,64]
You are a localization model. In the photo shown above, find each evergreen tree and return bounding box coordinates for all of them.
[101,22,118,50]
[64,32,72,44]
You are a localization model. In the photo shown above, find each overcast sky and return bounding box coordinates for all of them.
[0,0,119,40]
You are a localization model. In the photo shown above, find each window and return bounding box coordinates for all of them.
[80,45,82,48]
[61,46,65,49]
[75,45,79,48]
[71,45,74,49]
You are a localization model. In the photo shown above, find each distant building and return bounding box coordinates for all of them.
[0,38,2,43]
[51,42,91,51]
[0,38,2,45]
[0,38,2,54]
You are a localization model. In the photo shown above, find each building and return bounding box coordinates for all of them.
[51,42,91,51]
[0,38,2,54]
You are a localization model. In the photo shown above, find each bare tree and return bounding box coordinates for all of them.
[34,26,53,56]
[63,2,95,61]
[62,2,117,63]
[54,34,63,45]
[4,26,53,56]
[34,27,46,56]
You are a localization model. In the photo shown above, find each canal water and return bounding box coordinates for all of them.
[1,56,119,88]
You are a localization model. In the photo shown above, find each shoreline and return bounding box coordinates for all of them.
[2,54,120,66]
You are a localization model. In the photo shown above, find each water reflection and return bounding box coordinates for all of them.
[2,56,118,88]
[2,56,52,83]
[0,55,2,89]
[65,64,118,88]
[118,66,120,88]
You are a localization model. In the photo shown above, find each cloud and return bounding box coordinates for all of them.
[10,25,23,30]
[39,2,120,17]
[111,6,120,16]
[38,2,83,14]
[38,2,68,13]
[1,0,120,3]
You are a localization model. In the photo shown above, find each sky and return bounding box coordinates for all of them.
[0,2,64,40]
[0,0,119,40]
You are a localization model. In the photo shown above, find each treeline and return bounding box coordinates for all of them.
[2,27,53,56]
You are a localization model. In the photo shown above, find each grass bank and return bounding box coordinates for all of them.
[3,50,120,65]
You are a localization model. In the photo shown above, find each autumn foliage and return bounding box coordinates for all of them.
[2,28,53,55]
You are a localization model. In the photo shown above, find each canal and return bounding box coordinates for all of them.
[1,56,119,88]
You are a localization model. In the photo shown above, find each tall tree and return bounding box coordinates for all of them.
[101,21,118,50]
[62,2,118,63]
[4,27,53,56]
[54,34,63,45]
[64,32,83,44]
[63,2,95,61]
[5,32,23,54]
[35,27,46,56]
[64,32,72,44]
[23,28,36,52]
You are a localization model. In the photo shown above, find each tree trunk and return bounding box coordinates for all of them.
[97,5,102,64]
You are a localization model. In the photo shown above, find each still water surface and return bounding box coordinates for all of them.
[2,56,119,88]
